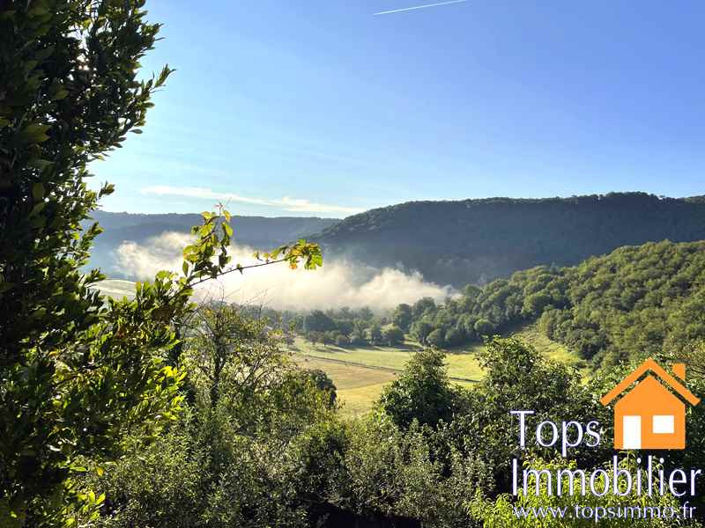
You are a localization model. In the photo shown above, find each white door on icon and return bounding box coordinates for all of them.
[623,416,641,449]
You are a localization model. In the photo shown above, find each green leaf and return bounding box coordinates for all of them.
[32,183,45,201]
[52,88,68,101]
[34,45,55,62]
[28,202,47,217]
[28,158,52,170]
[17,123,50,144]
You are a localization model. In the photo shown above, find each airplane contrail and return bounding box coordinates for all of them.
[374,0,468,16]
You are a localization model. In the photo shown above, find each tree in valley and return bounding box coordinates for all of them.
[365,324,383,345]
[379,349,462,429]
[381,324,405,346]
[412,297,436,318]
[303,310,337,333]
[426,328,446,348]
[410,320,434,345]
[392,303,413,331]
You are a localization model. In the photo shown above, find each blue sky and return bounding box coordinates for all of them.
[92,0,705,218]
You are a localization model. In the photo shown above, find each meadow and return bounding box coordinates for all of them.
[290,326,577,416]
[97,281,580,416]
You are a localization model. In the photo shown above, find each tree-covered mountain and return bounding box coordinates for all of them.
[399,239,705,370]
[92,193,705,286]
[88,211,338,275]
[315,193,705,286]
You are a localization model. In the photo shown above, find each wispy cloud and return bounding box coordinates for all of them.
[140,185,363,216]
[374,0,467,16]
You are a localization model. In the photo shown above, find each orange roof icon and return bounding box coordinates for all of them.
[601,359,700,450]
[601,359,700,407]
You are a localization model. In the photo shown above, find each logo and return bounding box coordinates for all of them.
[600,359,700,450]
[508,360,703,522]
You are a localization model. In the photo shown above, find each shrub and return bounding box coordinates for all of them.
[379,349,462,429]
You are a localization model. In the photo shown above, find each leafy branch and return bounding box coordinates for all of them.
[177,205,323,290]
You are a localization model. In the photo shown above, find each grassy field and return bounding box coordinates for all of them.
[290,326,580,417]
[291,338,484,380]
[294,355,397,417]
[291,338,486,417]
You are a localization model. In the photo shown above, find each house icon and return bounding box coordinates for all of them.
[600,359,700,450]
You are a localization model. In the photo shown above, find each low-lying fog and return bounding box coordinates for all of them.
[112,232,454,311]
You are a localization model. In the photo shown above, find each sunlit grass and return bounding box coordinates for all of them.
[291,326,583,416]
[292,338,414,371]
[294,355,397,390]
[337,383,390,418]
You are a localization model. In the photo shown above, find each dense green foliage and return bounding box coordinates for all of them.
[316,193,705,286]
[88,323,705,527]
[403,240,705,369]
[88,303,335,528]
[448,338,610,491]
[284,306,407,347]
[0,3,321,525]
[0,1,177,523]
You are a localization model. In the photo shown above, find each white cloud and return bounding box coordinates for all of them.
[140,185,363,216]
[114,232,453,311]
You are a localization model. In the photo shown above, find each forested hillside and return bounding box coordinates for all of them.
[91,194,705,287]
[315,193,705,286]
[401,240,705,369]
